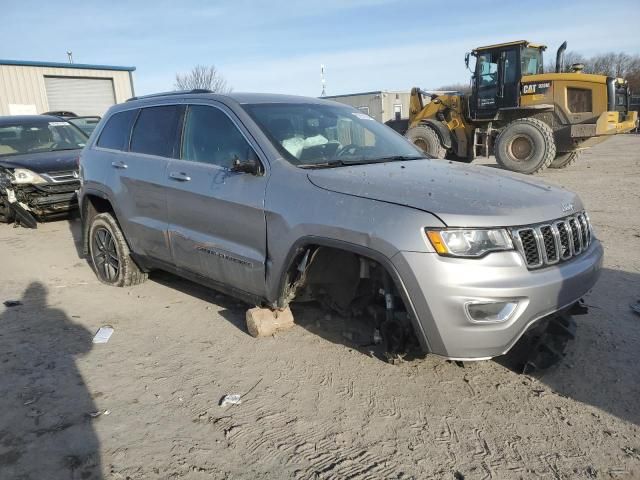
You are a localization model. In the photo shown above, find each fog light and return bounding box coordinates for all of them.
[465,301,518,324]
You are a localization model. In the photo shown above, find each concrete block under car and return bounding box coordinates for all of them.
[246,306,295,337]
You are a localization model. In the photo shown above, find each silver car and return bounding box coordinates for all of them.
[78,91,603,362]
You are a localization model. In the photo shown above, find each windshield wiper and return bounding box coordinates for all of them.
[298,155,425,169]
[49,147,81,152]
[367,155,425,162]
[298,160,347,169]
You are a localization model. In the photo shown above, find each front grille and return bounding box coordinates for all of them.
[35,182,80,194]
[513,212,592,269]
[44,170,78,183]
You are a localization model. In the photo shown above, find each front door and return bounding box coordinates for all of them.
[472,47,520,118]
[165,103,268,297]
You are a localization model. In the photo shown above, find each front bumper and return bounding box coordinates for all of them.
[3,182,78,227]
[392,239,603,360]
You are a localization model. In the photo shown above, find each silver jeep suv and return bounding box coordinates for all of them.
[79,91,603,361]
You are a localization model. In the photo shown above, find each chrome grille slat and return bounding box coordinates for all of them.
[568,218,582,254]
[513,212,592,269]
[539,225,558,264]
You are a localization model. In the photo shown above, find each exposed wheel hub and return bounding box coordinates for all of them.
[509,135,534,161]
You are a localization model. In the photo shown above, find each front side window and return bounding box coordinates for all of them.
[0,120,87,157]
[477,52,498,87]
[243,103,423,167]
[97,109,137,151]
[130,105,182,158]
[503,49,518,84]
[181,105,254,168]
[521,47,543,76]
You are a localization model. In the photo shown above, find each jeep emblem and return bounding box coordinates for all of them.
[561,203,574,213]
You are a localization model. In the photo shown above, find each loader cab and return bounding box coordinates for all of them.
[469,41,546,119]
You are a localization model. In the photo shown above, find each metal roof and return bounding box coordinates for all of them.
[0,59,136,72]
[0,114,67,125]
[322,91,383,99]
[473,40,547,53]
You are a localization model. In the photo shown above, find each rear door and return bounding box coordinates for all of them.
[165,103,268,296]
[100,104,183,265]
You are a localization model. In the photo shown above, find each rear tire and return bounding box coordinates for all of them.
[494,118,556,174]
[406,125,447,158]
[550,150,581,169]
[0,196,15,224]
[88,212,147,287]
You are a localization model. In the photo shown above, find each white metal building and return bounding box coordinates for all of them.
[322,90,412,123]
[0,59,136,117]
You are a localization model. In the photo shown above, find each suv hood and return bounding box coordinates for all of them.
[0,150,80,174]
[306,159,582,227]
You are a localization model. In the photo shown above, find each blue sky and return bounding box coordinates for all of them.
[2,0,639,97]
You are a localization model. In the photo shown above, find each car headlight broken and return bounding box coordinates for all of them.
[426,228,513,257]
[11,168,48,185]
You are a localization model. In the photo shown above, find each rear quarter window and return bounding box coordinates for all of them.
[96,109,138,151]
[130,105,182,158]
[567,88,592,113]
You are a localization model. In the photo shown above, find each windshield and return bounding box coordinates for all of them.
[521,47,543,76]
[242,103,425,167]
[67,117,101,136]
[0,120,87,157]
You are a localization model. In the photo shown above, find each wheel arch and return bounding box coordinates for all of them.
[274,235,431,353]
[80,190,130,259]
[418,119,453,149]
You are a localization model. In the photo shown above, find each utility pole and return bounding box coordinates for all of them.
[320,64,326,97]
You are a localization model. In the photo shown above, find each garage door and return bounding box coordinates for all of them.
[44,76,116,116]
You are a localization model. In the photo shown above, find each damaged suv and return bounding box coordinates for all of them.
[0,115,86,227]
[79,91,603,362]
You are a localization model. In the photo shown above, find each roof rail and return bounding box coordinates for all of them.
[126,89,213,102]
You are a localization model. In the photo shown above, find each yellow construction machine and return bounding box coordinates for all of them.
[400,40,638,174]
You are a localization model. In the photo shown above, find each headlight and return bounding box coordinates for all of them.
[425,228,513,257]
[11,168,47,185]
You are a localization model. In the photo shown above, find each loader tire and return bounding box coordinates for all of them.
[550,150,581,169]
[406,125,447,159]
[0,196,14,224]
[495,118,556,174]
[88,212,148,287]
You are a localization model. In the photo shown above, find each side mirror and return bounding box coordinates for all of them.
[464,52,470,69]
[231,149,262,175]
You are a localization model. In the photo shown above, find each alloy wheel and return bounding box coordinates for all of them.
[92,227,120,282]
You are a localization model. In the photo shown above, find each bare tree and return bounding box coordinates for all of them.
[435,83,472,94]
[174,65,231,93]
[542,50,640,91]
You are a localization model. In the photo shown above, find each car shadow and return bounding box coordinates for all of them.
[0,282,101,478]
[498,267,640,426]
[149,270,249,335]
[66,214,85,260]
[141,264,640,427]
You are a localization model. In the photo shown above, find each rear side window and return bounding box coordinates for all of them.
[567,88,592,113]
[130,105,182,158]
[96,109,137,151]
[181,105,254,168]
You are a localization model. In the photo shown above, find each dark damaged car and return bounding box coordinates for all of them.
[0,115,86,227]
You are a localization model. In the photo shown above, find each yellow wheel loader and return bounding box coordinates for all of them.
[400,40,638,174]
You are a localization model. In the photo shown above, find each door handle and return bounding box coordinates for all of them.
[111,161,128,169]
[169,171,191,182]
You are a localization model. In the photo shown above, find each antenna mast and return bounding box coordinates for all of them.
[320,64,326,97]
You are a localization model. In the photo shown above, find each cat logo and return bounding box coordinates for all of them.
[522,82,551,95]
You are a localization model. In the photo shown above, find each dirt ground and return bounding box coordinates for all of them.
[1,135,639,480]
